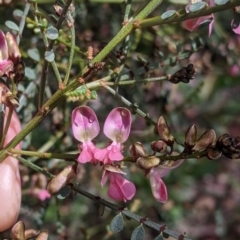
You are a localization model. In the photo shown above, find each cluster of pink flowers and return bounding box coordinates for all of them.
[183,0,240,36]
[72,106,183,204]
[72,106,136,202]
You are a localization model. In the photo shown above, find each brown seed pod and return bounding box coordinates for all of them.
[137,156,161,170]
[129,142,146,161]
[11,221,25,240]
[192,129,216,152]
[47,164,76,194]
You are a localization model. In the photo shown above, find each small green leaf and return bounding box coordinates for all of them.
[57,186,71,200]
[46,26,59,40]
[13,9,24,21]
[161,10,177,20]
[5,20,20,32]
[154,234,164,240]
[110,214,124,233]
[214,0,229,5]
[189,2,207,12]
[28,48,40,62]
[131,225,145,240]
[45,50,55,62]
[25,67,36,80]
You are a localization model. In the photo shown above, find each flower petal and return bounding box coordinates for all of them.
[72,106,100,142]
[108,173,136,202]
[78,141,98,164]
[5,32,21,62]
[149,171,168,203]
[103,107,131,143]
[0,31,9,61]
[231,15,240,35]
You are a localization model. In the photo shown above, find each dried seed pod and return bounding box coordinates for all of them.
[192,129,216,152]
[216,134,240,159]
[137,156,161,170]
[207,148,222,160]
[47,164,76,194]
[129,142,146,161]
[150,140,167,153]
[185,124,197,148]
[169,64,195,84]
[25,229,40,239]
[11,221,25,240]
[36,231,48,240]
[157,116,174,146]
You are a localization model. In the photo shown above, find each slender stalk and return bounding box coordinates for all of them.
[139,0,240,28]
[15,155,54,178]
[0,107,13,149]
[9,149,78,160]
[63,11,76,85]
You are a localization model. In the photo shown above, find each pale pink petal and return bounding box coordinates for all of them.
[149,171,168,203]
[103,107,131,143]
[0,31,9,61]
[37,189,51,201]
[5,32,21,62]
[231,16,240,35]
[109,150,124,161]
[72,106,100,142]
[0,60,13,77]
[94,142,123,164]
[108,173,136,202]
[78,141,98,164]
[94,148,108,163]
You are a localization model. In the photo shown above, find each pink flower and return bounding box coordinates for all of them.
[94,107,131,164]
[183,0,215,37]
[0,31,20,77]
[101,165,136,202]
[149,159,183,203]
[231,9,240,35]
[31,189,51,202]
[72,106,100,164]
[0,107,21,232]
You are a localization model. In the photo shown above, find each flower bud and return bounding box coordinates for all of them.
[5,32,21,63]
[25,229,40,239]
[207,148,222,160]
[192,129,216,152]
[129,142,146,161]
[36,231,48,240]
[185,124,197,148]
[11,221,25,240]
[157,116,174,145]
[137,156,161,170]
[47,164,76,194]
[150,140,167,153]
[0,31,8,61]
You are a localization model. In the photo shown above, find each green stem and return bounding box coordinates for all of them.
[9,149,78,160]
[16,155,54,179]
[64,11,76,85]
[0,107,13,149]
[139,0,240,28]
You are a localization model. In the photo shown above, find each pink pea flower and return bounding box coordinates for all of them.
[94,107,131,165]
[72,106,100,164]
[101,165,136,202]
[0,30,21,77]
[149,159,183,203]
[30,173,51,202]
[183,0,215,37]
[0,107,21,232]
